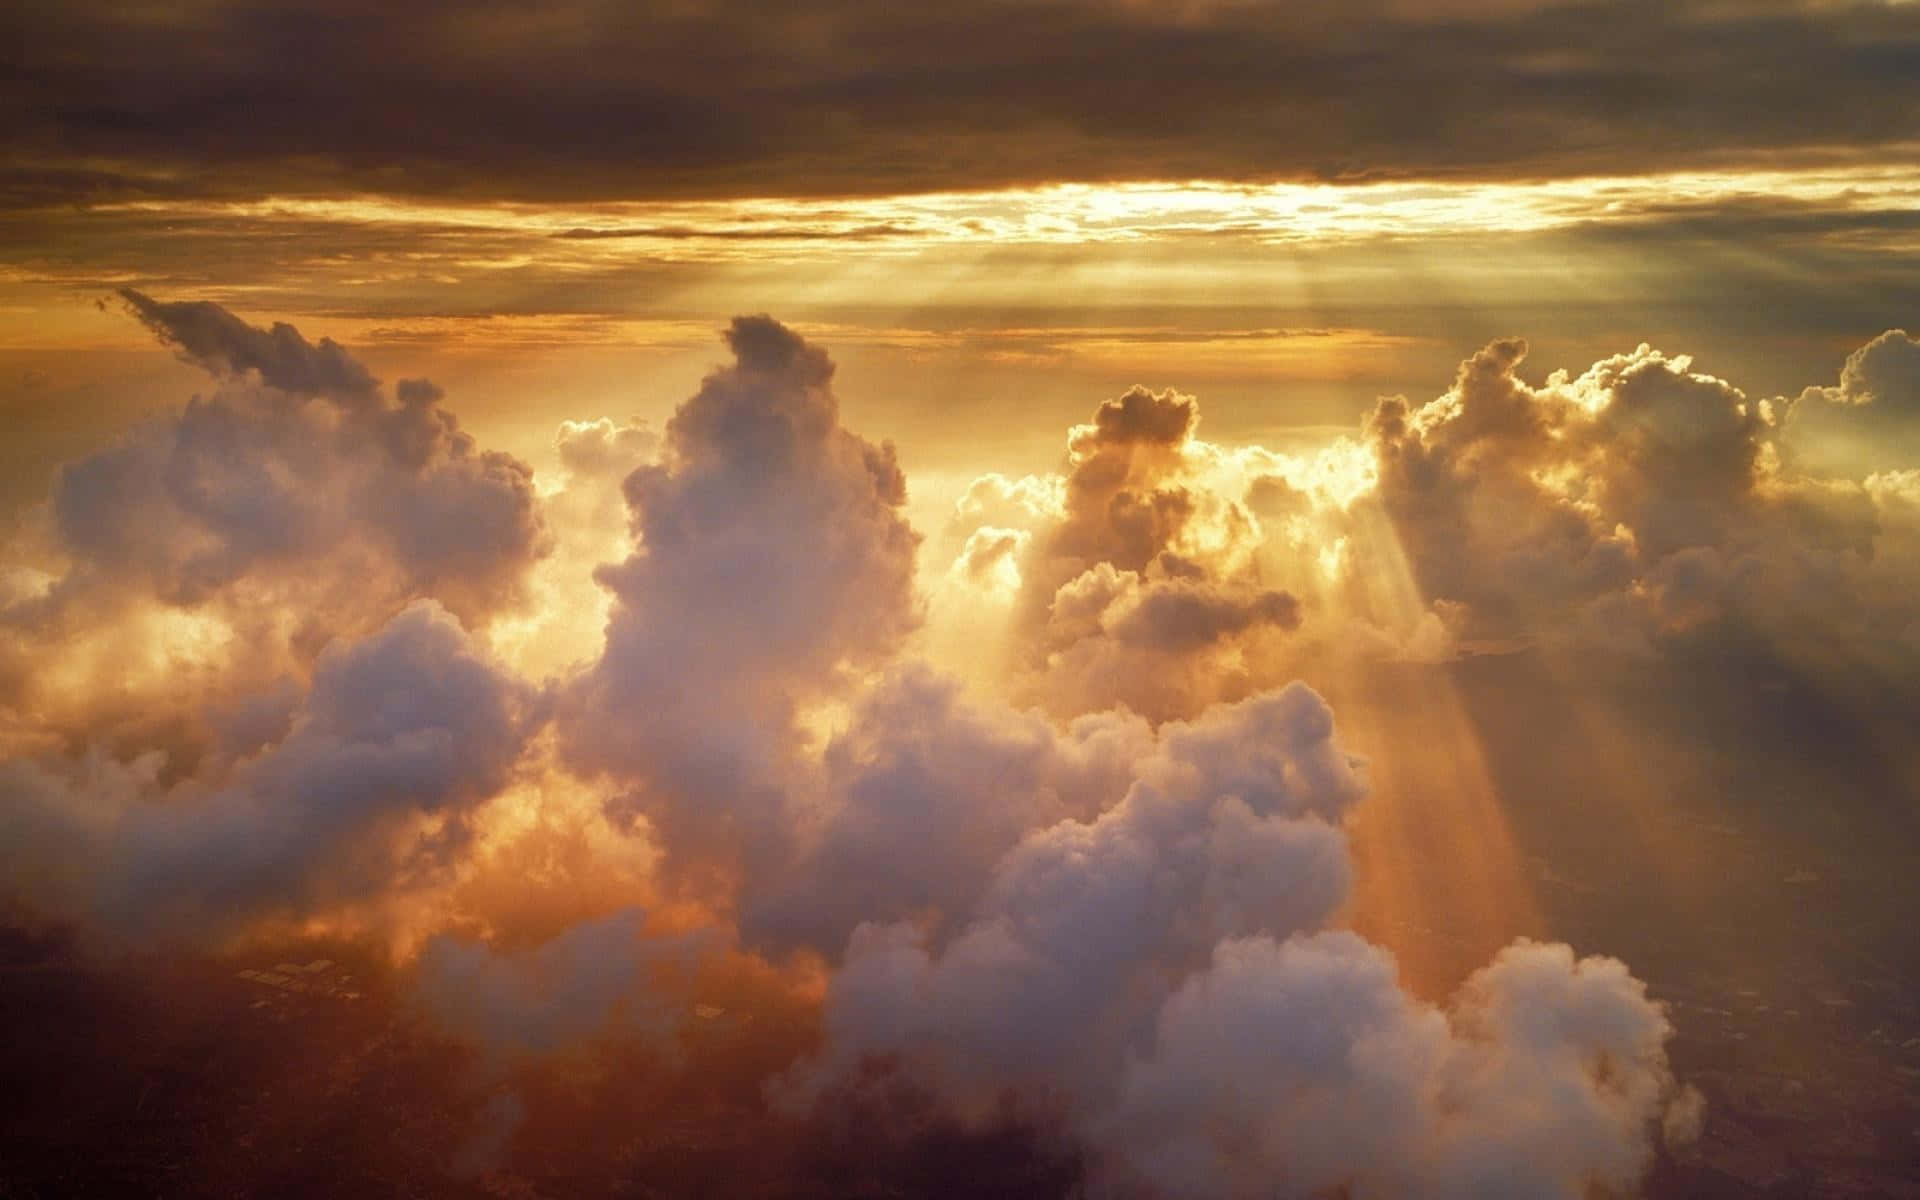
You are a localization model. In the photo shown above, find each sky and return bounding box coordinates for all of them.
[4,2,1920,1197]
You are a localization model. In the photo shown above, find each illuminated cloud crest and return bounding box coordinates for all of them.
[1788,328,1920,474]
[0,296,547,773]
[1103,935,1681,1200]
[939,384,1306,718]
[1361,336,1917,658]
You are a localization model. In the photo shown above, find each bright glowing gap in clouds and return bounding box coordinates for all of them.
[80,165,1920,251]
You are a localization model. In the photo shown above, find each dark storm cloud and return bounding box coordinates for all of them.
[5,0,1920,204]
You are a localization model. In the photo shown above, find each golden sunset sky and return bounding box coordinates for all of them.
[5,3,1920,1197]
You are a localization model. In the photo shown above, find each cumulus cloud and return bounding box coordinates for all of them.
[1788,329,1920,474]
[0,296,548,782]
[787,686,1693,1198]
[924,382,1313,718]
[560,316,919,880]
[742,664,1154,956]
[52,299,546,620]
[794,685,1363,1104]
[1355,334,1918,660]
[1,601,537,941]
[1101,935,1685,1199]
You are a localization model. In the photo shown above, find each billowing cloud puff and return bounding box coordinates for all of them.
[52,296,546,621]
[552,416,661,484]
[797,685,1360,1102]
[1360,335,1917,659]
[1,601,537,940]
[1788,329,1920,474]
[560,316,920,877]
[1102,935,1685,1199]
[1834,329,1920,412]
[1,297,548,775]
[742,664,1154,956]
[789,685,1692,1197]
[929,382,1307,718]
[1048,385,1213,585]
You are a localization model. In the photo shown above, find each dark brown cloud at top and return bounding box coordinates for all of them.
[5,0,1920,204]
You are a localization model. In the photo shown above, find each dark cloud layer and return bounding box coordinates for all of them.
[5,1,1920,204]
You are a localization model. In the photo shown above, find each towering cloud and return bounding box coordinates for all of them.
[560,316,919,880]
[931,383,1308,719]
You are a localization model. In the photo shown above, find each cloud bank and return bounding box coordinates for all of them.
[8,1,1920,204]
[14,299,1920,1194]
